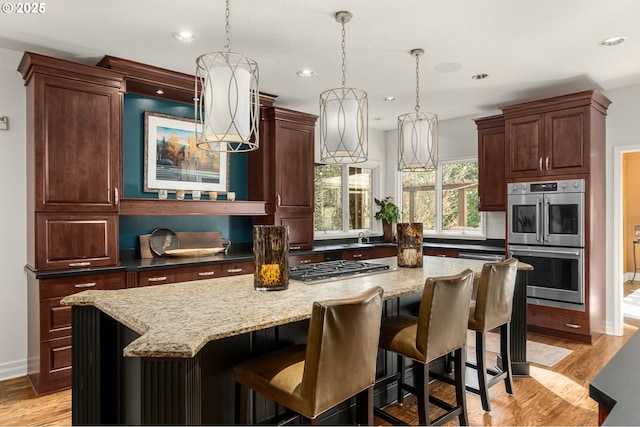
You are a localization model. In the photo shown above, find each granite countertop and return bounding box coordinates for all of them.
[62,256,491,358]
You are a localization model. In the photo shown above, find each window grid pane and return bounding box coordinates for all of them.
[348,167,372,230]
[441,162,481,231]
[402,170,436,230]
[314,164,343,231]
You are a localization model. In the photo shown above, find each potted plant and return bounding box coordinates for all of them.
[375,196,399,242]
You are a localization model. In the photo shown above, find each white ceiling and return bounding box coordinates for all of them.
[2,0,640,130]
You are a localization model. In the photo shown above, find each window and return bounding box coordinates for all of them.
[402,159,483,236]
[314,165,373,234]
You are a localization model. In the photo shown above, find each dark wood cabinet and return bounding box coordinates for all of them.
[341,248,374,261]
[248,107,318,250]
[289,253,325,267]
[503,90,609,179]
[475,115,506,211]
[28,271,126,394]
[424,248,459,258]
[19,52,125,271]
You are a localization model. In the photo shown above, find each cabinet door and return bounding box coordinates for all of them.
[424,248,459,258]
[289,253,325,266]
[478,125,506,211]
[544,107,589,175]
[274,120,315,211]
[36,213,118,271]
[277,213,314,251]
[33,74,121,212]
[505,114,544,179]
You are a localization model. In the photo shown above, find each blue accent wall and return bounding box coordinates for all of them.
[120,94,253,250]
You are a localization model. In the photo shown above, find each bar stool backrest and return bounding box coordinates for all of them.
[416,269,475,363]
[471,257,518,332]
[301,286,384,416]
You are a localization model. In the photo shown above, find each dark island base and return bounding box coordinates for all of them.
[71,270,530,425]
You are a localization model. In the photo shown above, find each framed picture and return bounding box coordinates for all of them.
[144,112,229,193]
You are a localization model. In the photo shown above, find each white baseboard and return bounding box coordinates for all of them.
[0,358,27,382]
[624,272,639,282]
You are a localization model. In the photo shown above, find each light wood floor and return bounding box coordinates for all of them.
[2,280,640,426]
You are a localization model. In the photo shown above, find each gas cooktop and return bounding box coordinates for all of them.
[289,260,391,283]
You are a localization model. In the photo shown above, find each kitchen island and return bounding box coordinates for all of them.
[62,256,531,425]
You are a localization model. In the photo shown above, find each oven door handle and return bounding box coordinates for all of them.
[543,197,550,242]
[510,247,581,257]
[536,197,542,242]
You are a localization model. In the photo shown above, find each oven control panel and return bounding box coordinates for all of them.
[508,179,585,195]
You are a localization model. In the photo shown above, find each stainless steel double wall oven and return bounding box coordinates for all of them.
[507,179,586,309]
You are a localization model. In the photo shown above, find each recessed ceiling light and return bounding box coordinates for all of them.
[172,31,196,42]
[472,73,489,80]
[296,69,316,77]
[598,36,627,46]
[384,96,396,101]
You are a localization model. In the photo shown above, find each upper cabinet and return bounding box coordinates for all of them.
[248,107,318,250]
[475,115,506,211]
[19,52,125,271]
[503,90,611,179]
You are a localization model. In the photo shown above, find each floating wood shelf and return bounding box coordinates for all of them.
[119,198,268,216]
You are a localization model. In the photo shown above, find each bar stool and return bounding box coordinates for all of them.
[466,257,518,412]
[375,270,475,426]
[233,287,384,425]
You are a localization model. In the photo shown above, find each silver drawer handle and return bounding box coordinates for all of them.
[437,254,446,257]
[565,323,581,329]
[198,271,216,277]
[74,282,96,288]
[148,276,167,282]
[227,268,243,273]
[69,262,91,267]
[352,254,363,258]
[290,246,301,250]
[300,259,312,264]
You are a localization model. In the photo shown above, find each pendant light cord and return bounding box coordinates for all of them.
[224,0,231,52]
[415,52,420,113]
[341,17,347,89]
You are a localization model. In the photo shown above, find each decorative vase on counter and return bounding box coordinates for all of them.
[253,225,289,291]
[397,223,423,268]
[382,219,394,243]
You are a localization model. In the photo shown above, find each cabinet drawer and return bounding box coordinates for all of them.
[289,254,324,266]
[40,272,126,299]
[373,247,397,259]
[424,248,458,258]
[220,261,254,277]
[341,248,374,261]
[527,305,588,334]
[138,264,223,286]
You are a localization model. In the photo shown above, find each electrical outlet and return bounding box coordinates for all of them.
[0,116,8,131]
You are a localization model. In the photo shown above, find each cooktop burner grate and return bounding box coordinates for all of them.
[289,260,391,283]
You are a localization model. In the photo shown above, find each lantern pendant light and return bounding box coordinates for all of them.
[320,11,368,164]
[195,0,260,152]
[398,49,438,171]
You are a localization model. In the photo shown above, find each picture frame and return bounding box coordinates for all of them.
[144,111,229,193]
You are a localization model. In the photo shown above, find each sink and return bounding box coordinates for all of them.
[340,243,375,248]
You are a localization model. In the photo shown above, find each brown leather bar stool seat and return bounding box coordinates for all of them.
[233,287,384,425]
[375,270,475,426]
[466,257,518,412]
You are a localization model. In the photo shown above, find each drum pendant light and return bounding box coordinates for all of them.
[195,0,260,152]
[398,49,438,171]
[320,11,368,164]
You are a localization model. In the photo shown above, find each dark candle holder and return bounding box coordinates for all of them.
[397,223,423,268]
[253,225,289,291]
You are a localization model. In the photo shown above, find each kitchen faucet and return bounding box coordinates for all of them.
[357,231,365,244]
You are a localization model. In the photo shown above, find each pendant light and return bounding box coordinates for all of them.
[320,11,368,164]
[398,49,438,171]
[195,0,259,152]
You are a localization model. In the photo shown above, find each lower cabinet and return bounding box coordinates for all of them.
[527,304,591,342]
[341,248,374,261]
[28,271,126,394]
[289,253,325,267]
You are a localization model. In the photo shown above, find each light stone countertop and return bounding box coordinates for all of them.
[62,256,529,358]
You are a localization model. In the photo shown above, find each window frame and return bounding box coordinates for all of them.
[400,156,486,240]
[314,162,382,240]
